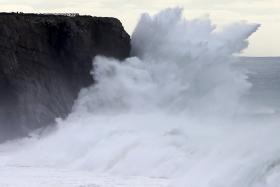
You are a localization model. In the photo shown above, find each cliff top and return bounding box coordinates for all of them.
[0,12,123,27]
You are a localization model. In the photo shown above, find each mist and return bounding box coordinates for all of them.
[1,7,280,187]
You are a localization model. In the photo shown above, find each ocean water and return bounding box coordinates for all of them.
[240,57,280,114]
[0,8,280,187]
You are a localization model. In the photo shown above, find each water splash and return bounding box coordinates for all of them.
[4,7,280,187]
[75,7,259,117]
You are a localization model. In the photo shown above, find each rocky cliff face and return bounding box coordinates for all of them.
[0,13,130,141]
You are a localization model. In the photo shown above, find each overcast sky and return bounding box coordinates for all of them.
[1,0,279,56]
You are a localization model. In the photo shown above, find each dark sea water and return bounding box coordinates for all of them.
[240,57,280,114]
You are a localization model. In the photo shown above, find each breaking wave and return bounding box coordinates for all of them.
[4,7,280,187]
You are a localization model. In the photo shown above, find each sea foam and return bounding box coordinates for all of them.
[5,8,280,187]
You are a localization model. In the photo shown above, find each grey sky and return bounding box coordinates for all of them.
[0,0,279,56]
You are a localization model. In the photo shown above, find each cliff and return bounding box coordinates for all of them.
[0,13,131,141]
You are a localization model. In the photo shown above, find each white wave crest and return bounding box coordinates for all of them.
[4,8,280,187]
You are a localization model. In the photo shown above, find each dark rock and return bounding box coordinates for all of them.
[0,13,131,142]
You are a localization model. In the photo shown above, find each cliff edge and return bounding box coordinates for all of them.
[0,13,131,141]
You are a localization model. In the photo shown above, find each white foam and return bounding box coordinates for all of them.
[3,7,280,187]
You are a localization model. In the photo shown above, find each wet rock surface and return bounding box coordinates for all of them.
[0,13,130,141]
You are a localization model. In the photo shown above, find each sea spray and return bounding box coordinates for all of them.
[75,7,259,116]
[3,7,280,187]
